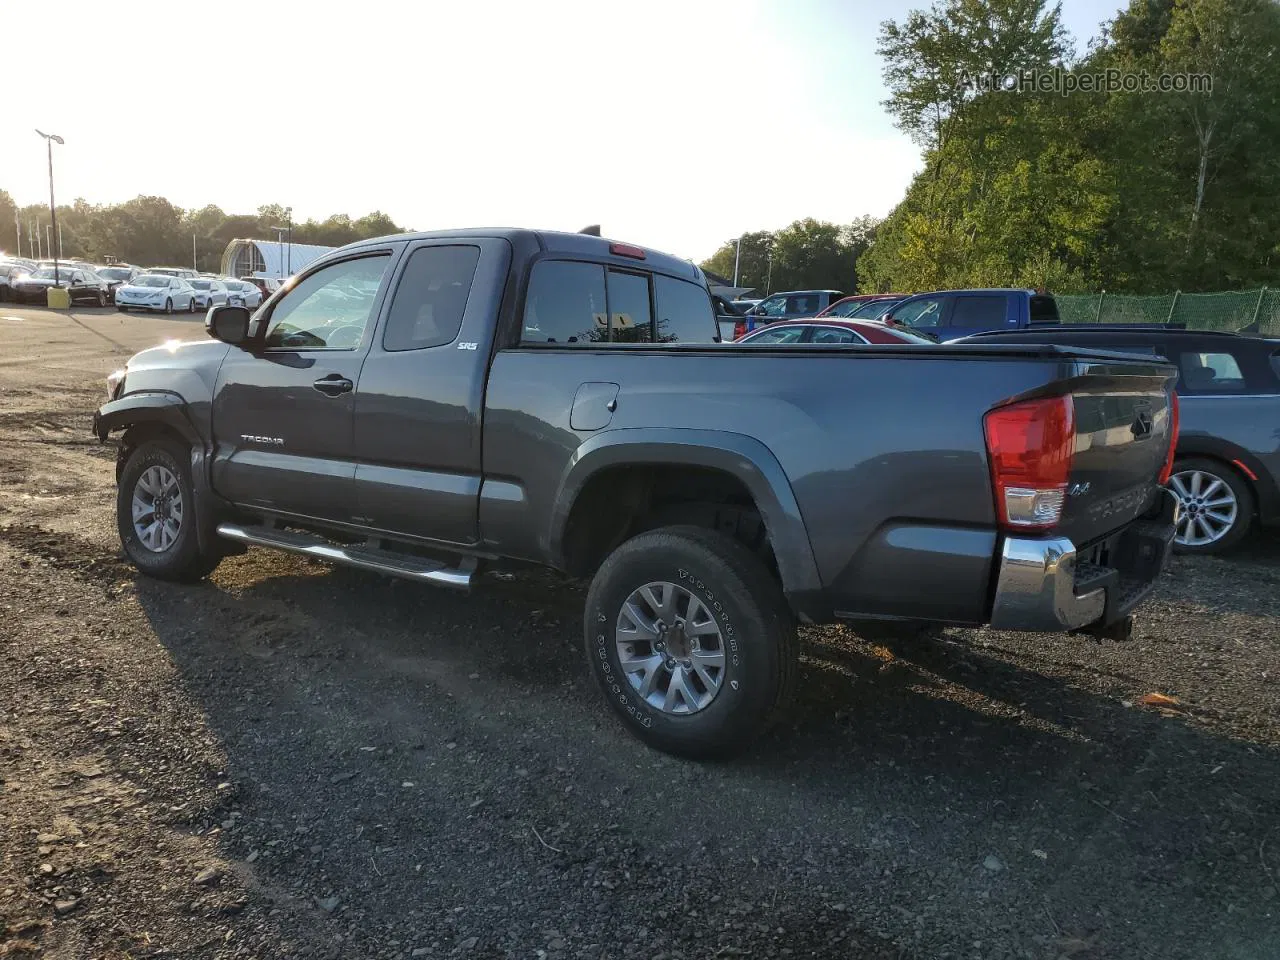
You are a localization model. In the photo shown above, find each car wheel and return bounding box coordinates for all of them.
[1169,457,1255,554]
[118,305,128,313]
[583,525,798,759]
[116,438,221,582]
[96,290,106,307]
[164,297,173,314]
[189,297,197,314]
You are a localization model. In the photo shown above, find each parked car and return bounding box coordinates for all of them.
[94,228,1178,758]
[114,274,199,313]
[221,279,264,310]
[879,288,1061,340]
[96,265,141,302]
[735,318,939,345]
[0,260,35,301]
[9,266,110,305]
[957,324,1280,554]
[816,293,912,319]
[740,289,845,325]
[148,267,199,279]
[188,278,229,309]
[241,275,283,300]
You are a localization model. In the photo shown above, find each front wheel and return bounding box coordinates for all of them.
[164,297,173,314]
[189,296,198,314]
[117,438,221,581]
[583,525,797,759]
[1169,458,1255,554]
[96,290,107,307]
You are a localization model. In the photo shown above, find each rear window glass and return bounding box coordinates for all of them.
[1178,351,1246,392]
[655,275,716,343]
[523,261,608,344]
[607,270,651,343]
[383,245,480,351]
[743,326,806,344]
[1030,294,1060,324]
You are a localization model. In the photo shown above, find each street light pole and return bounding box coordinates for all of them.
[732,234,742,289]
[35,130,64,285]
[285,207,292,276]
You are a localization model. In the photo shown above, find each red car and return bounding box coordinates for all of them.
[815,293,911,320]
[733,318,938,345]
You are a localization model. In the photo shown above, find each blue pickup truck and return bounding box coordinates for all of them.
[880,288,1060,341]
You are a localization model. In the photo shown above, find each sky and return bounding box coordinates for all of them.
[4,0,1126,262]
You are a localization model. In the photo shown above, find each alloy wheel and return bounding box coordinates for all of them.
[1170,468,1238,547]
[615,581,727,715]
[131,465,184,552]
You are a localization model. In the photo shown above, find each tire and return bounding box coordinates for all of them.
[583,525,798,759]
[189,297,197,314]
[116,438,221,582]
[1169,457,1255,554]
[118,305,128,313]
[96,290,106,307]
[164,297,173,314]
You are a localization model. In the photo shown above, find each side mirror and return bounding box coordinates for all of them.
[207,304,253,345]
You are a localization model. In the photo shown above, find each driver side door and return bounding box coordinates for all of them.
[210,250,398,522]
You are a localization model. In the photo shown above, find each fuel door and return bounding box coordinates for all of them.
[570,382,620,431]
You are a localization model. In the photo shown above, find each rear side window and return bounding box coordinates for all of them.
[950,295,1007,327]
[654,275,715,343]
[383,245,481,351]
[1178,351,1246,392]
[606,270,652,343]
[523,261,608,343]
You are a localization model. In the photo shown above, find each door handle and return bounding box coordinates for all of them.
[312,375,354,397]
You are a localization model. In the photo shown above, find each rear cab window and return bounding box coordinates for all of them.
[521,260,716,345]
[1030,294,1060,324]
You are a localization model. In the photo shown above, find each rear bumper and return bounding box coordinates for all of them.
[989,488,1178,632]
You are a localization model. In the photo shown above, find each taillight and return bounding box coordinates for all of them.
[1158,391,1179,485]
[733,320,746,340]
[983,395,1075,530]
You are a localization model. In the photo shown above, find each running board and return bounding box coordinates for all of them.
[215,522,476,590]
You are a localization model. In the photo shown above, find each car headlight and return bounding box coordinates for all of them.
[106,368,126,400]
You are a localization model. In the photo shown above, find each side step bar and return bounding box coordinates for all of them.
[215,522,476,590]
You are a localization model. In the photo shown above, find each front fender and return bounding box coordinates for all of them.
[93,391,200,445]
[550,428,825,616]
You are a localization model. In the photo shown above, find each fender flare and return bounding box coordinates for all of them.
[1176,436,1279,522]
[93,391,200,446]
[549,428,823,600]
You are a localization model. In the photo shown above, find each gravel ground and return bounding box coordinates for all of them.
[2,304,1279,960]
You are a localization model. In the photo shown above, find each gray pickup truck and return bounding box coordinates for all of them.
[94,228,1181,758]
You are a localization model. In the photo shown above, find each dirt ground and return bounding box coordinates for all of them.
[2,304,1279,960]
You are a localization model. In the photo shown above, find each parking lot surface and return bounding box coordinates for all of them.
[2,304,1278,959]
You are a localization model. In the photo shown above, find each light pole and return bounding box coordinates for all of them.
[269,225,288,279]
[285,207,292,276]
[35,130,64,285]
[732,233,743,289]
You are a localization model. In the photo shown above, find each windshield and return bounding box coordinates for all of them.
[99,268,132,280]
[190,280,211,289]
[135,276,170,288]
[31,267,67,279]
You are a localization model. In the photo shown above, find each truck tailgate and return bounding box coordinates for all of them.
[1053,357,1178,548]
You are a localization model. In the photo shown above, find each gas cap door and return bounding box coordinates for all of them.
[570,382,620,431]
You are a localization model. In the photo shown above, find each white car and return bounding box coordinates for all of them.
[114,274,199,313]
[188,278,229,309]
[221,279,264,309]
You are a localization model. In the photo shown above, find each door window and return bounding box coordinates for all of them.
[809,326,866,344]
[784,293,820,315]
[263,255,390,350]
[1178,351,1246,392]
[891,296,946,329]
[382,245,481,351]
[755,296,787,317]
[654,275,716,343]
[950,295,1008,327]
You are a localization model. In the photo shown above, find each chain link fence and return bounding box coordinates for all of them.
[1056,288,1280,334]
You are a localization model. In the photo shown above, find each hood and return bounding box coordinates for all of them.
[128,338,231,373]
[118,284,168,296]
[16,276,59,287]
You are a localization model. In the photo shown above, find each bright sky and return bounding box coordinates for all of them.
[4,0,1124,261]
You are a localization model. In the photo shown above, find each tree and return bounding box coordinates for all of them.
[700,219,877,295]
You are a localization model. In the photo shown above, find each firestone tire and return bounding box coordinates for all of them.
[583,525,798,760]
[116,438,221,583]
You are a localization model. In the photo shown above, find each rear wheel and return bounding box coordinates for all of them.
[116,438,221,581]
[584,525,797,759]
[1169,457,1254,554]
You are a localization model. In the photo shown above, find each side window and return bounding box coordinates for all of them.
[810,326,865,344]
[606,270,652,343]
[1179,351,1246,392]
[1270,350,1280,384]
[654,275,716,343]
[745,326,806,344]
[784,294,818,315]
[382,245,481,352]
[756,296,787,317]
[263,255,390,350]
[891,296,946,329]
[950,295,1008,327]
[522,260,607,344]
